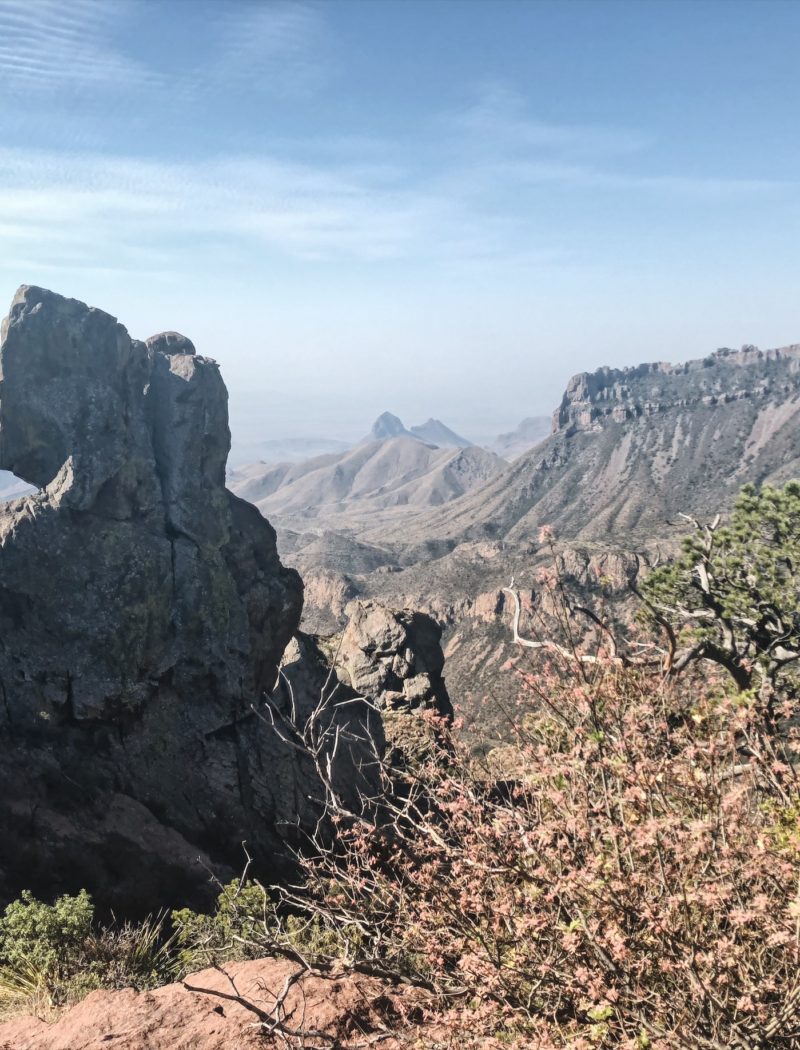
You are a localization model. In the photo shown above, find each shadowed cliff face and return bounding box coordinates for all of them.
[0,286,320,913]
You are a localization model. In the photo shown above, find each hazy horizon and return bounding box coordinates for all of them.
[2,0,800,447]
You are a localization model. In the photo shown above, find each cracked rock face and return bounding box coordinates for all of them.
[335,600,453,760]
[337,600,452,717]
[0,286,309,913]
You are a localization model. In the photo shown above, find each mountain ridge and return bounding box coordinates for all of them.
[367,411,472,448]
[358,341,800,549]
[229,434,506,528]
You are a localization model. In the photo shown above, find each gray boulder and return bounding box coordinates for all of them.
[337,599,451,715]
[336,600,453,761]
[0,286,316,912]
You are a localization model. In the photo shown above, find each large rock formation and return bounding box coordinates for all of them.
[337,600,451,718]
[0,286,323,913]
[552,343,800,434]
[334,600,453,760]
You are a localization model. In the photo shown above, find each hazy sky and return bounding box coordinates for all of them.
[1,0,799,444]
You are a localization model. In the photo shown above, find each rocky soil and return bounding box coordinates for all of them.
[0,959,404,1050]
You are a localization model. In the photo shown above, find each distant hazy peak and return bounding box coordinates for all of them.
[367,412,471,448]
[370,411,407,439]
[409,418,472,448]
[487,415,551,461]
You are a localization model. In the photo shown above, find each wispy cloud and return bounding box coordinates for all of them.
[0,130,788,285]
[0,0,332,104]
[451,84,652,158]
[0,0,161,93]
[208,2,332,98]
[0,147,464,271]
[0,63,792,283]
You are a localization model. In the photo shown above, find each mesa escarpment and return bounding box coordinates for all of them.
[362,340,800,549]
[0,286,353,913]
[553,343,800,433]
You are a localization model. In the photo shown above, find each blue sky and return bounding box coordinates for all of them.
[1,0,799,443]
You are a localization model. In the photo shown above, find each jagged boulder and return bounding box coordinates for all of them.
[338,600,451,716]
[334,600,453,760]
[0,287,320,913]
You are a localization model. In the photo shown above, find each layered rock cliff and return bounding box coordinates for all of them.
[0,287,316,912]
[552,343,800,434]
[353,340,800,549]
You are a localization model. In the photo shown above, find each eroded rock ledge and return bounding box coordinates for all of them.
[554,343,800,433]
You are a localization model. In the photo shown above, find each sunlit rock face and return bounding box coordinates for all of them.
[0,286,319,913]
[552,343,800,435]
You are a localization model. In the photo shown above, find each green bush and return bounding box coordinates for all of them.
[0,890,178,1017]
[171,878,362,974]
[641,480,800,702]
[0,890,93,980]
[172,879,270,973]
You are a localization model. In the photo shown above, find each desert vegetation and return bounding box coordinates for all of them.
[0,892,177,1020]
[1,484,799,1049]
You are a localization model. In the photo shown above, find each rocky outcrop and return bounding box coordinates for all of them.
[365,412,471,447]
[553,343,800,434]
[337,600,452,718]
[294,567,359,633]
[370,411,407,440]
[408,418,471,448]
[270,631,384,807]
[0,286,322,913]
[334,600,452,759]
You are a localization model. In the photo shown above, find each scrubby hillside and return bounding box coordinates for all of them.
[229,435,506,529]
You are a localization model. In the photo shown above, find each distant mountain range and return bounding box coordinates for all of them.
[228,410,536,530]
[485,416,551,461]
[368,343,800,548]
[248,342,800,731]
[228,411,552,475]
[367,412,472,448]
[230,434,506,530]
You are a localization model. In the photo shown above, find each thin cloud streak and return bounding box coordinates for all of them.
[208,1,333,98]
[0,127,793,280]
[0,0,160,91]
[0,0,332,103]
[450,84,654,158]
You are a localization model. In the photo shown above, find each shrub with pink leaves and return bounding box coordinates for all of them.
[269,657,799,1049]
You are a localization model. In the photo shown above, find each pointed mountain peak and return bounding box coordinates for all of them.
[409,418,472,448]
[370,412,408,439]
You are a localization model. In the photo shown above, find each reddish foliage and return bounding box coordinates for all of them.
[282,663,800,1049]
